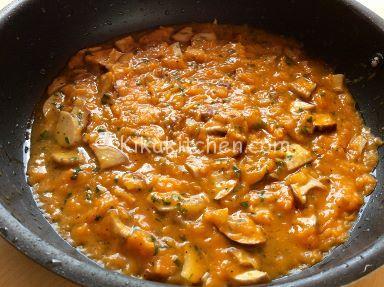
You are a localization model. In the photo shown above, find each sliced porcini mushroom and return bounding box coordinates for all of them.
[210,171,238,200]
[121,173,147,191]
[172,27,193,42]
[312,113,337,131]
[347,135,367,160]
[109,212,132,237]
[231,270,269,285]
[109,212,157,257]
[290,175,326,205]
[51,150,82,165]
[330,74,344,92]
[205,121,228,136]
[206,126,227,136]
[192,32,217,42]
[169,42,183,57]
[290,77,317,98]
[148,191,182,212]
[43,92,65,117]
[185,155,209,177]
[181,244,206,284]
[285,144,313,171]
[239,156,270,185]
[206,209,266,245]
[85,48,123,68]
[181,193,209,215]
[71,106,89,129]
[228,248,259,268]
[290,99,315,114]
[91,144,128,169]
[114,35,135,53]
[55,111,83,147]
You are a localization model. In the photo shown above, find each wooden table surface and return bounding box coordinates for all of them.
[0,0,383,286]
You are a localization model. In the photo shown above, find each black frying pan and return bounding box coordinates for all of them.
[0,0,383,286]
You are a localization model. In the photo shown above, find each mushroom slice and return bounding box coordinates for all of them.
[169,42,183,57]
[71,106,89,129]
[91,144,128,170]
[206,209,266,245]
[185,155,209,177]
[312,113,336,131]
[192,32,217,42]
[231,270,269,285]
[290,99,315,114]
[290,176,326,205]
[114,35,135,52]
[148,191,182,212]
[285,144,313,171]
[347,135,367,160]
[182,193,209,215]
[172,27,193,42]
[290,77,317,98]
[55,111,83,147]
[210,171,238,200]
[109,212,132,238]
[205,121,228,136]
[43,92,65,118]
[121,173,147,191]
[51,150,82,165]
[330,74,344,92]
[228,248,259,268]
[181,244,206,284]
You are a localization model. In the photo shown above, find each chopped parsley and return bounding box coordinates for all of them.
[240,201,249,208]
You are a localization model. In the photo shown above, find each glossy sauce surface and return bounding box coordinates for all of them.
[27,24,382,286]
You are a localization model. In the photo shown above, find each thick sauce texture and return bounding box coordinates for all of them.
[27,24,382,286]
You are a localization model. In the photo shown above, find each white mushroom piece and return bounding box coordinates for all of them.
[330,74,345,92]
[114,35,135,52]
[227,247,260,268]
[205,208,266,245]
[312,113,337,130]
[55,111,83,147]
[192,32,217,42]
[231,270,269,285]
[148,191,183,212]
[185,155,210,177]
[290,173,326,205]
[290,77,317,99]
[347,134,367,160]
[181,243,206,284]
[169,42,183,57]
[43,91,65,117]
[209,171,238,200]
[284,144,313,171]
[172,27,193,42]
[121,172,146,191]
[148,191,209,214]
[290,99,315,114]
[51,150,83,165]
[91,144,128,170]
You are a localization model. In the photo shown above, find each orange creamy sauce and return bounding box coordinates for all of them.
[27,24,381,286]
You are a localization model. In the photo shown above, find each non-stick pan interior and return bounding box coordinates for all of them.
[0,0,383,286]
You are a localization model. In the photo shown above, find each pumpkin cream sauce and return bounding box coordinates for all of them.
[27,23,382,286]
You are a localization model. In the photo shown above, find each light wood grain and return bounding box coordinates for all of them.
[0,0,383,286]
